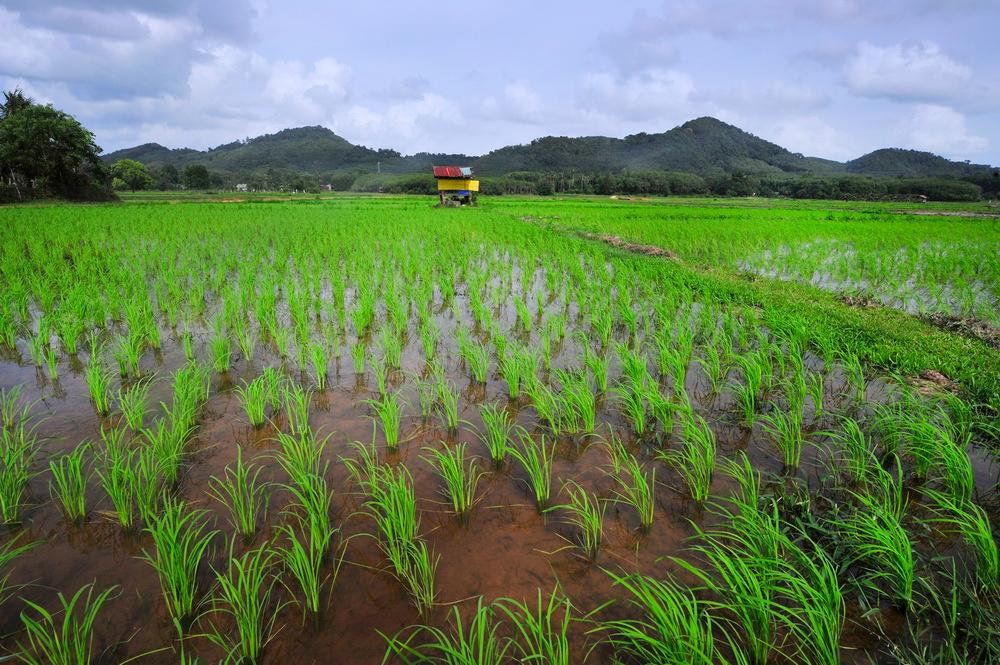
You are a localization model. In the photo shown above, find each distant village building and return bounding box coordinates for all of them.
[432,166,479,206]
[235,183,249,192]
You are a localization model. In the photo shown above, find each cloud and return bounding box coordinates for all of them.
[844,41,972,102]
[480,83,543,124]
[768,116,855,160]
[899,104,988,155]
[578,68,696,122]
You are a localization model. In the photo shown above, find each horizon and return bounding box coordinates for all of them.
[3,1,999,164]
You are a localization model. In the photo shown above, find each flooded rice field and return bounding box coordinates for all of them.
[1,201,998,664]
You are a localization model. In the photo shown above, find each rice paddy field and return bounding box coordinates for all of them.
[0,196,998,664]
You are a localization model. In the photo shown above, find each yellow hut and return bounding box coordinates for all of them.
[433,166,479,206]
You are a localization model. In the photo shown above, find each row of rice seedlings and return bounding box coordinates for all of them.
[382,596,511,664]
[16,582,118,665]
[48,441,90,525]
[208,448,269,544]
[422,442,482,522]
[140,497,218,636]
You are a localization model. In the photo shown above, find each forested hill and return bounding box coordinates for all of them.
[102,117,996,179]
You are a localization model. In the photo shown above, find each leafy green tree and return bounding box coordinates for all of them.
[110,159,152,192]
[0,89,112,201]
[181,164,211,190]
[151,164,180,190]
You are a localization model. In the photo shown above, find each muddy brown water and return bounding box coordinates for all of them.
[0,319,996,664]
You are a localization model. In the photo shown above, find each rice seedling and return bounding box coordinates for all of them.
[510,434,554,511]
[310,341,328,389]
[144,416,191,488]
[825,417,877,484]
[546,480,605,561]
[398,539,439,619]
[84,360,113,416]
[461,340,490,383]
[614,379,648,437]
[235,374,269,429]
[496,588,573,665]
[282,383,312,436]
[96,447,136,530]
[478,402,515,468]
[0,418,41,524]
[381,596,511,665]
[608,448,656,532]
[45,345,59,379]
[841,493,915,608]
[931,434,975,508]
[807,372,825,420]
[140,497,218,636]
[0,385,25,428]
[351,343,366,375]
[49,441,90,525]
[435,377,460,434]
[658,413,716,503]
[841,353,867,402]
[205,542,283,665]
[367,391,405,449]
[236,324,256,362]
[0,534,39,606]
[557,369,596,435]
[114,332,144,378]
[208,448,269,544]
[210,328,232,373]
[422,442,482,522]
[132,444,164,524]
[598,571,715,665]
[925,489,997,590]
[779,537,844,665]
[696,344,728,396]
[117,375,154,431]
[17,582,118,665]
[732,352,766,427]
[276,513,341,621]
[760,408,805,469]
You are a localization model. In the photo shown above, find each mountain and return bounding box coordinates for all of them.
[103,117,995,179]
[846,148,994,178]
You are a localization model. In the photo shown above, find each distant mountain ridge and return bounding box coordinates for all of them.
[102,117,997,179]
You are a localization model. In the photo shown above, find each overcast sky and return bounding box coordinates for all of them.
[2,1,998,163]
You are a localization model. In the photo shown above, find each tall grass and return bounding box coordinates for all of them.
[17,582,118,665]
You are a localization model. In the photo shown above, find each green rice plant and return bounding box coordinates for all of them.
[807,372,825,420]
[658,413,716,503]
[367,391,405,449]
[760,408,805,469]
[205,542,282,665]
[235,375,268,429]
[84,360,113,416]
[841,494,915,608]
[281,464,334,550]
[496,588,573,665]
[96,447,136,530]
[0,385,25,428]
[262,367,284,411]
[829,417,876,484]
[132,445,164,524]
[275,430,326,485]
[45,345,59,380]
[17,582,118,665]
[583,347,609,394]
[422,442,482,522]
[498,349,526,399]
[140,497,218,636]
[1,534,38,607]
[524,378,563,435]
[398,539,439,619]
[380,328,403,369]
[461,340,490,383]
[236,324,256,362]
[49,441,90,525]
[0,419,41,524]
[509,434,554,511]
[608,449,656,532]
[597,571,715,665]
[841,353,867,402]
[282,383,312,436]
[181,326,194,360]
[351,343,365,375]
[613,379,647,437]
[731,352,766,427]
[546,480,605,561]
[435,377,460,434]
[925,489,997,590]
[931,435,975,508]
[381,596,510,665]
[210,329,232,373]
[696,344,727,396]
[778,537,844,665]
[557,369,596,435]
[114,332,144,378]
[117,375,154,431]
[208,448,268,544]
[310,341,328,389]
[276,513,341,621]
[144,416,192,488]
[478,403,514,468]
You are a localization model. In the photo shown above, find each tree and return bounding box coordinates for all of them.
[110,159,152,192]
[151,164,180,190]
[181,164,211,190]
[0,90,113,201]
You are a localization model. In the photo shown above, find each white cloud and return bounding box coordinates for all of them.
[899,104,988,155]
[579,68,696,121]
[768,116,855,160]
[480,82,543,124]
[844,41,972,101]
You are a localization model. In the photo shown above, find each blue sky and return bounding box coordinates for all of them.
[2,1,998,163]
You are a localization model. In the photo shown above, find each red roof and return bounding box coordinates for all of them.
[432,166,472,178]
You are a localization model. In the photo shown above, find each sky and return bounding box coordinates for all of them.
[2,1,999,164]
